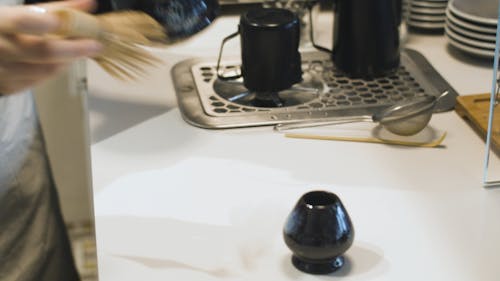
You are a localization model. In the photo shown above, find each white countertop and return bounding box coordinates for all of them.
[89,12,500,281]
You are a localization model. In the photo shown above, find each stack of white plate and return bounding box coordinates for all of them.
[402,0,410,22]
[407,0,449,30]
[445,0,498,58]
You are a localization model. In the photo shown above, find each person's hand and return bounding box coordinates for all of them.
[0,0,103,95]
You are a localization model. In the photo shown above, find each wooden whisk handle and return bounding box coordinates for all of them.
[52,8,103,39]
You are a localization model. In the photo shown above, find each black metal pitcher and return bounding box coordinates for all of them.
[310,0,402,78]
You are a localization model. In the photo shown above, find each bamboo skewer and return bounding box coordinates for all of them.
[51,8,167,80]
[284,132,447,148]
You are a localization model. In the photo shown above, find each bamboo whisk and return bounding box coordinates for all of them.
[52,8,167,80]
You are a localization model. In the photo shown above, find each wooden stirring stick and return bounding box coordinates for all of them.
[284,132,447,148]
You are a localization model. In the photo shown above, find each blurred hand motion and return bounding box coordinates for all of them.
[0,0,167,93]
[52,7,166,80]
[0,0,102,94]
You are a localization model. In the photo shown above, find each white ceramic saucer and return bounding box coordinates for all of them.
[408,19,445,29]
[410,6,447,15]
[449,0,497,26]
[445,33,495,58]
[412,1,448,9]
[418,0,449,2]
[445,24,496,49]
[410,13,446,22]
[446,8,497,34]
[446,18,496,42]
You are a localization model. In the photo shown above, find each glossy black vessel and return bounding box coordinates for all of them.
[239,8,302,92]
[283,190,354,274]
[332,0,400,78]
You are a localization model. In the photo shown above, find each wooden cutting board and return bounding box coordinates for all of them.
[455,93,500,151]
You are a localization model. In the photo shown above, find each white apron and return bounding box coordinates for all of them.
[0,1,80,280]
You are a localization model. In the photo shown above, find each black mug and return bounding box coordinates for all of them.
[332,0,400,78]
[217,8,303,93]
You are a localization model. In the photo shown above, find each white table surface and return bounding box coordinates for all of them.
[89,12,500,281]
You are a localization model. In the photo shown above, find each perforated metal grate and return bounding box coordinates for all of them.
[172,49,457,128]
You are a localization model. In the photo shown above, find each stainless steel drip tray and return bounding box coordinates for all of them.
[171,49,458,129]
